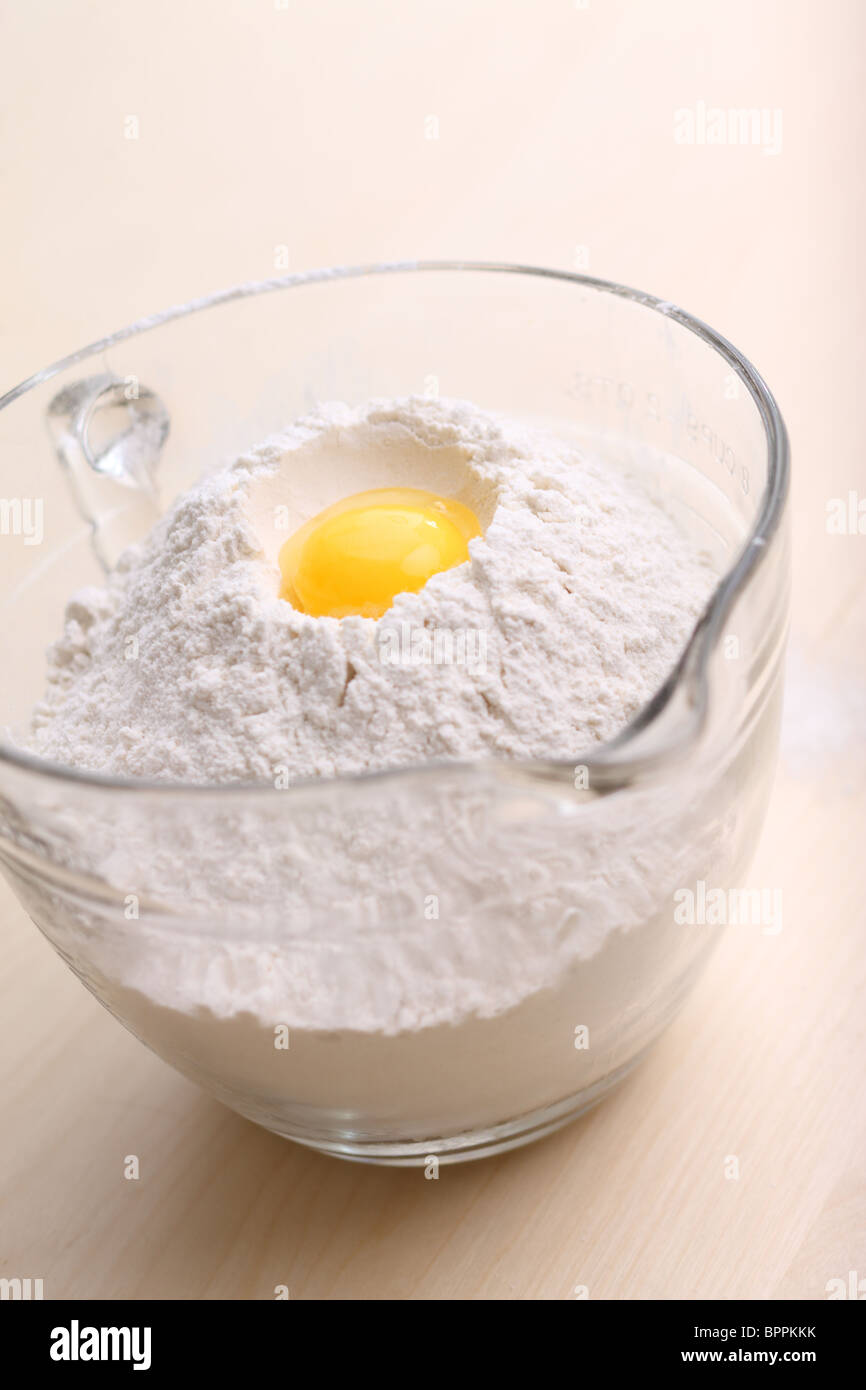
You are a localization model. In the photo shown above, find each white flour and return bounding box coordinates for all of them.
[21,398,729,1143]
[29,397,717,784]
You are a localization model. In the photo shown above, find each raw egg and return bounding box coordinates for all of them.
[279,487,482,619]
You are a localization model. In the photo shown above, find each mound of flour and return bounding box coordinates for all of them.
[28,397,717,783]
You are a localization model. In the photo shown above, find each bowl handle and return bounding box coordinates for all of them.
[46,373,169,572]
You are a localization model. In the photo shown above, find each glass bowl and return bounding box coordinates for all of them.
[0,263,789,1164]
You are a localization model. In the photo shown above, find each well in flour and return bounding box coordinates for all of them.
[29,396,718,784]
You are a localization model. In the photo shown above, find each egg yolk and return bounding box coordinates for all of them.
[279,487,482,619]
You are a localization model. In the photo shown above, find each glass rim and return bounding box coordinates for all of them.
[0,259,790,799]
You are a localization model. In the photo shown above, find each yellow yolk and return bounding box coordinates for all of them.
[279,487,482,619]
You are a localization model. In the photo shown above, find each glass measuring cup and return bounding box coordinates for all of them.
[0,264,789,1162]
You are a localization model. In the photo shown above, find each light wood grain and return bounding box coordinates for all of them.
[1,0,864,1299]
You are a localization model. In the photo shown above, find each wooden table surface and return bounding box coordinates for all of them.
[1,0,864,1299]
